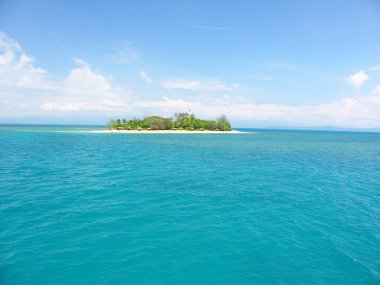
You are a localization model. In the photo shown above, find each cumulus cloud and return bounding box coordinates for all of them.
[136,91,380,128]
[138,70,152,84]
[1,32,380,128]
[162,77,239,91]
[0,32,50,89]
[65,65,112,93]
[40,61,129,113]
[347,70,369,89]
[0,33,130,116]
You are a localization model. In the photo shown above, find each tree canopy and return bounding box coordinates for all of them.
[107,113,232,131]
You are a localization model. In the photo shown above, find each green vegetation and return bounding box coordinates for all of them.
[107,112,232,131]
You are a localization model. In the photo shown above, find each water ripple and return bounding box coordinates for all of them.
[1,126,379,284]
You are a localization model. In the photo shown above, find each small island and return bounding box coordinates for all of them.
[107,111,233,132]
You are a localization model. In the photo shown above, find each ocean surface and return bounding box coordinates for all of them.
[1,125,379,284]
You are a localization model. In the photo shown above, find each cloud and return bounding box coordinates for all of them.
[40,100,128,112]
[1,32,380,128]
[110,42,140,64]
[138,70,152,84]
[40,64,130,113]
[346,70,369,89]
[0,33,130,115]
[368,65,380,71]
[162,77,240,91]
[188,25,228,31]
[136,90,380,128]
[73,57,89,66]
[65,66,112,93]
[0,32,50,89]
[372,85,380,94]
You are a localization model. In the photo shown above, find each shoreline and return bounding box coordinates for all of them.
[88,129,246,134]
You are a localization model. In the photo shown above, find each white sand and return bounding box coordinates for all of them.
[88,129,246,134]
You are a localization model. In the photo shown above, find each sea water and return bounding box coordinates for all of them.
[0,125,379,284]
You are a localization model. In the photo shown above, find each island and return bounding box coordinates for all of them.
[107,112,233,132]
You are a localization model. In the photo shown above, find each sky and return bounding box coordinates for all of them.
[0,0,380,128]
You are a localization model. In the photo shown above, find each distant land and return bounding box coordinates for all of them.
[107,112,232,131]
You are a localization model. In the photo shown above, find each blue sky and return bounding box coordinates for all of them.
[1,0,380,127]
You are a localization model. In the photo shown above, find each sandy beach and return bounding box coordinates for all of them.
[88,129,245,134]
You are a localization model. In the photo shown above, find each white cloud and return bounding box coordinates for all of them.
[40,64,130,113]
[372,85,380,94]
[188,25,228,31]
[40,100,128,112]
[1,32,380,128]
[65,66,112,93]
[0,33,130,115]
[110,42,140,64]
[138,70,152,84]
[73,57,89,66]
[162,77,239,91]
[0,32,49,89]
[368,65,380,71]
[347,70,369,89]
[136,91,380,128]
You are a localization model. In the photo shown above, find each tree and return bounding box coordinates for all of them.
[194,118,207,129]
[107,113,232,131]
[121,118,127,129]
[162,118,173,130]
[129,118,143,129]
[216,115,231,131]
[206,120,217,130]
[174,112,189,128]
[145,116,161,130]
[116,119,121,129]
[143,116,173,130]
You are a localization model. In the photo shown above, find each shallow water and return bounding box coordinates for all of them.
[1,125,379,284]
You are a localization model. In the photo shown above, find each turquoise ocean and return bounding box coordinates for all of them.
[1,125,379,284]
